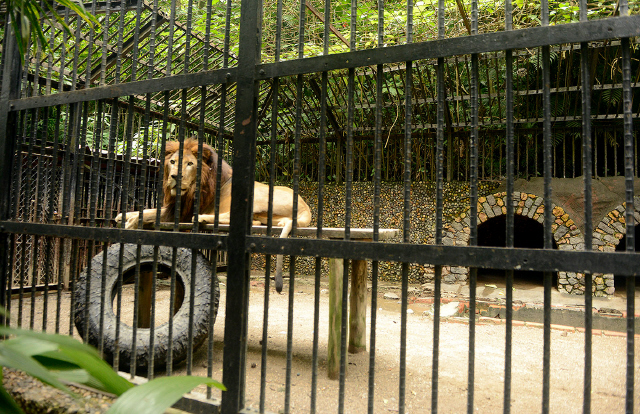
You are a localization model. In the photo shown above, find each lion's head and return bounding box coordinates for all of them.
[161,139,232,222]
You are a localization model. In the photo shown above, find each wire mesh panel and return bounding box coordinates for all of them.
[0,1,639,414]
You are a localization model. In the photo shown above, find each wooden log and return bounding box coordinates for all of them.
[327,257,344,380]
[349,259,367,354]
[137,270,153,328]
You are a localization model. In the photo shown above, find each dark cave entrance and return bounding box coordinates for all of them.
[476,215,559,288]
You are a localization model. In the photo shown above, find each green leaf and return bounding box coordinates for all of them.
[2,336,59,357]
[0,384,25,414]
[0,327,101,359]
[58,348,133,396]
[0,345,72,396]
[107,376,226,414]
[50,368,92,385]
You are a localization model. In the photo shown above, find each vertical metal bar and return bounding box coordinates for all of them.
[504,1,514,413]
[311,0,330,410]
[338,2,357,412]
[100,102,122,357]
[164,0,185,377]
[579,2,593,413]
[111,0,136,370]
[192,0,215,382]
[541,2,552,413]
[147,0,167,380]
[221,0,262,409]
[67,46,86,337]
[284,3,306,411]
[125,0,146,379]
[51,107,64,334]
[40,106,52,333]
[399,1,413,413]
[25,108,39,330]
[0,17,22,322]
[208,0,231,397]
[260,76,277,409]
[180,0,199,376]
[41,7,59,333]
[468,2,479,413]
[368,1,385,412]
[432,2,445,411]
[78,0,100,343]
[619,2,635,413]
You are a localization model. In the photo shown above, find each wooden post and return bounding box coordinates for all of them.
[137,271,153,328]
[327,257,344,380]
[349,259,367,353]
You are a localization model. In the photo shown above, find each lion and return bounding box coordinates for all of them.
[115,139,312,292]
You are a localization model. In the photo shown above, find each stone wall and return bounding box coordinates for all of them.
[591,197,640,295]
[252,181,500,284]
[251,181,639,296]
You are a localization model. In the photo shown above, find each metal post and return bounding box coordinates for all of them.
[0,19,23,315]
[221,0,261,411]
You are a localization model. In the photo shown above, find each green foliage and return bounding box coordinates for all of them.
[0,321,225,414]
[6,0,99,63]
[108,376,225,414]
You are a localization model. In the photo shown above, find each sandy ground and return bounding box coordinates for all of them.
[8,275,640,414]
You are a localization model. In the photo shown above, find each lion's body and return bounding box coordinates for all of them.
[115,139,311,291]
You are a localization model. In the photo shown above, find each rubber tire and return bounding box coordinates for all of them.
[74,244,218,371]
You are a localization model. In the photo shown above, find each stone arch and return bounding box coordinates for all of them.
[592,196,640,295]
[442,192,584,292]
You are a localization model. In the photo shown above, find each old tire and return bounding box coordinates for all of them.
[74,244,218,371]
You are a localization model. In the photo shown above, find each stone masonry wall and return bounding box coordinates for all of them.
[252,181,500,284]
[251,182,638,296]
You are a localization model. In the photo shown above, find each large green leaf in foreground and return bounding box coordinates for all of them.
[0,327,133,396]
[107,376,226,414]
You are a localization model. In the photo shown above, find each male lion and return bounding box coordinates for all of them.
[115,139,312,292]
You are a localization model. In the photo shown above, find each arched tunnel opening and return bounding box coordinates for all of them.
[476,215,558,288]
[614,223,640,294]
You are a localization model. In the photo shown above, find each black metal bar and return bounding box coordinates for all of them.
[399,1,413,413]
[284,3,306,410]
[504,1,514,413]
[541,2,552,413]
[431,1,445,411]
[126,0,147,379]
[6,15,639,113]
[209,0,232,399]
[10,68,238,111]
[0,18,22,324]
[368,1,384,412]
[579,2,593,412]
[310,0,329,408]
[6,220,640,275]
[467,2,479,412]
[221,0,261,409]
[255,16,640,80]
[620,3,635,412]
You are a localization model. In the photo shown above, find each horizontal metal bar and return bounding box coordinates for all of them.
[257,15,640,80]
[248,236,640,276]
[0,221,227,250]
[6,220,640,276]
[9,68,238,111]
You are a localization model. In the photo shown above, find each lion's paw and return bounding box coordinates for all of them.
[125,215,140,229]
[114,212,140,229]
[198,214,216,225]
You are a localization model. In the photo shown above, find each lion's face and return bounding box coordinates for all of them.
[165,148,198,197]
[161,139,233,222]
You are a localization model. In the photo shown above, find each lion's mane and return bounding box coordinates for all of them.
[161,139,232,223]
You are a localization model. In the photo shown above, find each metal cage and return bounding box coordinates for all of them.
[1,0,639,413]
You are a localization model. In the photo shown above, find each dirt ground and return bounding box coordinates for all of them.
[9,274,640,414]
